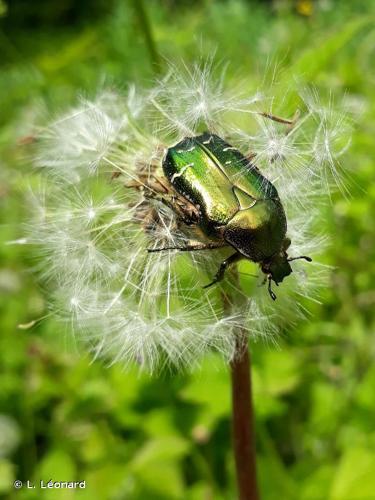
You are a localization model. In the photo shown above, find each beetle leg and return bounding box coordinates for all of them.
[123,166,201,226]
[111,171,122,180]
[267,275,277,301]
[143,182,200,225]
[143,190,200,225]
[259,274,267,286]
[126,171,200,226]
[112,162,162,183]
[124,174,169,195]
[247,152,257,162]
[203,252,243,289]
[148,241,227,253]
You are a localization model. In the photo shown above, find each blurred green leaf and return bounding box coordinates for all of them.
[289,17,371,81]
[179,354,231,426]
[261,350,302,396]
[37,450,76,500]
[131,436,190,470]
[300,465,334,500]
[0,459,15,494]
[135,461,184,499]
[329,447,375,500]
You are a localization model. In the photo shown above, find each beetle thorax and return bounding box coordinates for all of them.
[223,199,287,262]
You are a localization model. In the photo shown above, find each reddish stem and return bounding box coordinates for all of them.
[230,340,259,500]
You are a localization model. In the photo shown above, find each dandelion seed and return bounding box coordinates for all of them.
[24,62,350,371]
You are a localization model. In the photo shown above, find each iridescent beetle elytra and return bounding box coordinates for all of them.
[134,113,311,300]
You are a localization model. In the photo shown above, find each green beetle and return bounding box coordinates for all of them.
[147,131,311,300]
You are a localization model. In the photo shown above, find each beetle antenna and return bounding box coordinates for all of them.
[287,255,312,263]
[268,276,277,301]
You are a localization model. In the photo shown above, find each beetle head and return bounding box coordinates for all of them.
[261,253,292,301]
[262,238,312,300]
[268,254,293,284]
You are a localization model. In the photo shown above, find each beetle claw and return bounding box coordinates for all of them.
[268,276,277,301]
[269,290,277,301]
[202,280,217,289]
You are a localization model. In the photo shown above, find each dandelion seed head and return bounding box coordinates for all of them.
[24,62,350,371]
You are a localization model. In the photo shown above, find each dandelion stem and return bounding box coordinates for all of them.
[230,337,259,500]
[132,0,162,74]
[222,277,259,500]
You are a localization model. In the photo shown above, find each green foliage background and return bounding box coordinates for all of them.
[0,0,374,498]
